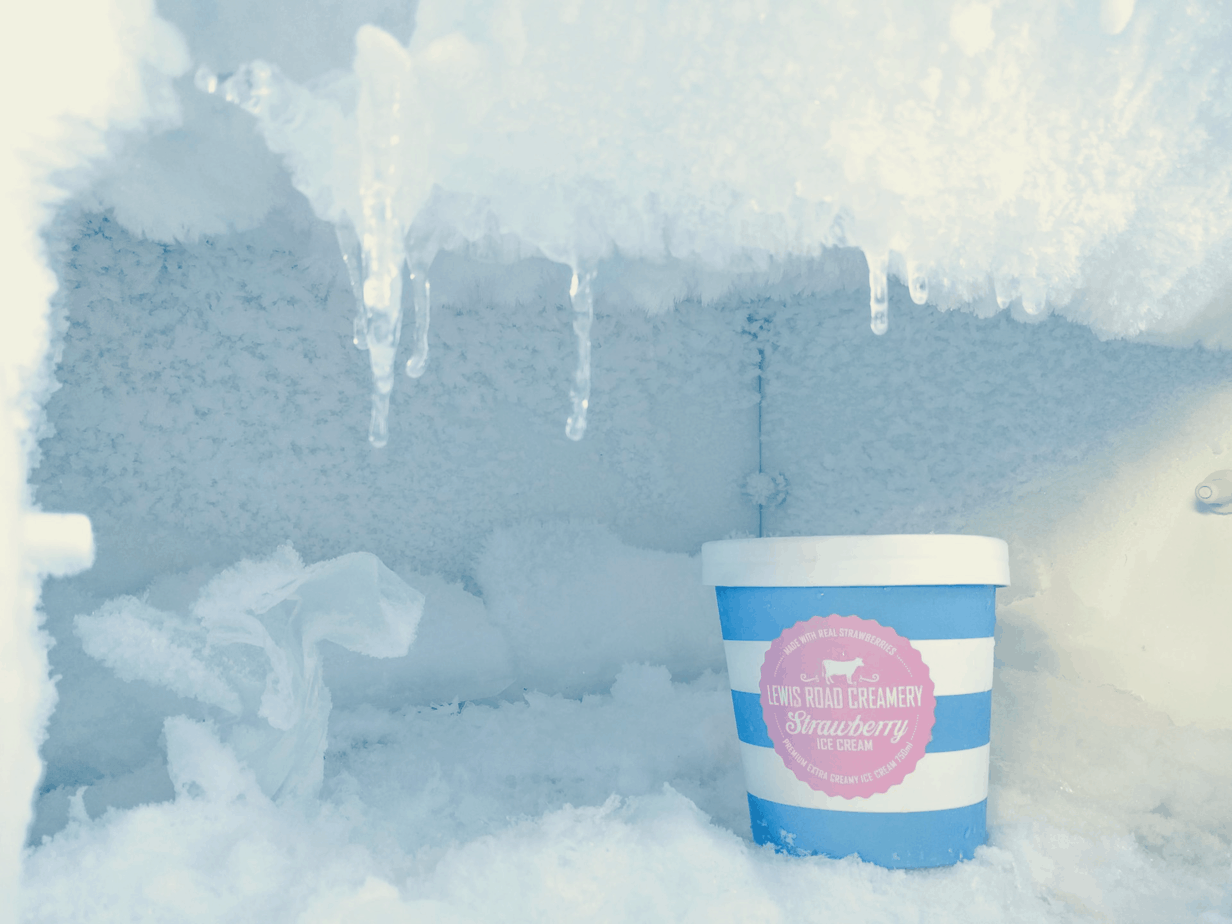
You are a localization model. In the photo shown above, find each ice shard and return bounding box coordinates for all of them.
[404,263,431,379]
[566,267,596,440]
[867,251,889,335]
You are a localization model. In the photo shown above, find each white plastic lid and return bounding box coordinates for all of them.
[701,535,1010,587]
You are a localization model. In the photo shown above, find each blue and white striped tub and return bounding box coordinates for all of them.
[702,536,1009,869]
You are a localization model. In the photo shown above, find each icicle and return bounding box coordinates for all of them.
[565,267,596,441]
[198,42,415,449]
[867,251,889,335]
[404,267,431,378]
[907,260,929,305]
[335,220,368,350]
[369,392,391,449]
[994,276,1020,311]
[364,270,403,448]
[355,30,412,447]
[1021,279,1048,316]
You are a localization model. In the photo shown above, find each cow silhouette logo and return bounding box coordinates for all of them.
[800,656,880,685]
[759,613,935,798]
[816,656,880,685]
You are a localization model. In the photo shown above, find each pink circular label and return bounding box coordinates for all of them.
[759,614,935,799]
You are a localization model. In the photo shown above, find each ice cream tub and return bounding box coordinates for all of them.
[701,535,1010,868]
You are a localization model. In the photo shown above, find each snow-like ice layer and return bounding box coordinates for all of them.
[19,645,1232,923]
[84,0,1232,439]
[26,520,1232,921]
[177,0,1232,343]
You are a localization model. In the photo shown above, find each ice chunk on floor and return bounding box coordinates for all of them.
[475,521,725,697]
[164,716,268,805]
[325,664,745,853]
[322,570,514,709]
[76,597,243,714]
[74,546,423,803]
